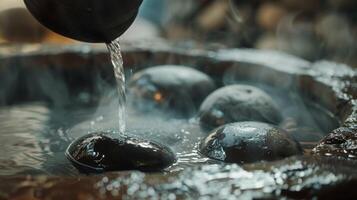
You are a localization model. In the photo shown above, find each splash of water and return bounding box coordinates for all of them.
[107,38,126,134]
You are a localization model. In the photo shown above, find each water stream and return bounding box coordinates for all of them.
[107,38,126,134]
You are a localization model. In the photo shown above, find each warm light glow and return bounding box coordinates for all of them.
[153,92,163,102]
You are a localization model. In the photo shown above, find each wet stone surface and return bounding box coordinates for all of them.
[309,61,357,159]
[200,122,302,163]
[129,65,216,117]
[0,157,356,200]
[198,85,283,130]
[313,127,357,159]
[66,132,176,173]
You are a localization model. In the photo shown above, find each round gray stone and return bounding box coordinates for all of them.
[198,84,282,130]
[200,121,302,163]
[129,65,216,117]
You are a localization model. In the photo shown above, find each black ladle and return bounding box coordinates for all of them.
[24,0,143,43]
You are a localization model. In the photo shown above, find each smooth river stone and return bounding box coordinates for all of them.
[198,85,282,130]
[66,132,176,173]
[200,122,302,163]
[129,65,216,117]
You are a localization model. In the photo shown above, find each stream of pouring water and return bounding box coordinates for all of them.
[107,38,126,134]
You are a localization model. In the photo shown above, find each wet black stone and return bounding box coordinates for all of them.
[66,132,176,173]
[129,65,216,117]
[313,127,357,159]
[200,122,302,163]
[198,85,282,130]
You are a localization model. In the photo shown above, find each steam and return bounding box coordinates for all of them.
[68,83,207,167]
[222,65,338,143]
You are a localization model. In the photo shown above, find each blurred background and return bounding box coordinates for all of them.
[0,0,356,67]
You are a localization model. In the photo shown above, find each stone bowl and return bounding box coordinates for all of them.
[0,41,356,199]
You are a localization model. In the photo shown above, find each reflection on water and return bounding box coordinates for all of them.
[0,103,49,175]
